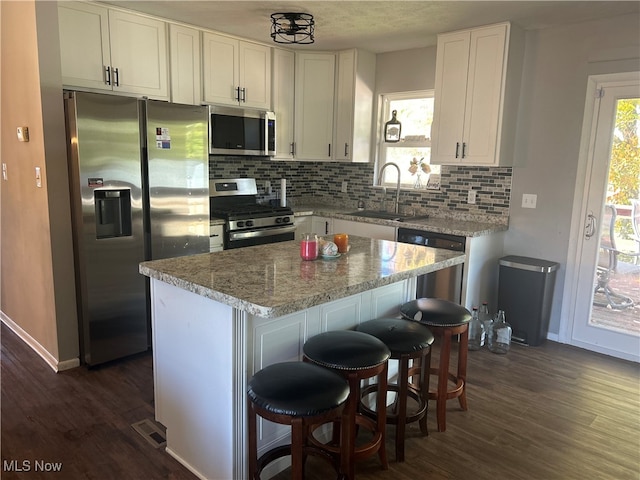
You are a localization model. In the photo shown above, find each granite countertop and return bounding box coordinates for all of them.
[292,205,508,237]
[139,236,465,318]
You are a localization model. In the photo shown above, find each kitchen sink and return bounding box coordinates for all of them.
[345,210,430,222]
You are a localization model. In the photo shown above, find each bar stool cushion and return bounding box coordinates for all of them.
[400,298,471,326]
[303,330,390,370]
[248,362,349,417]
[356,317,434,355]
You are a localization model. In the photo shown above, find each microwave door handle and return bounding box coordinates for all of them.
[263,111,268,155]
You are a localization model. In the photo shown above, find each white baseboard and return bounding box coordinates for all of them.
[1,311,80,372]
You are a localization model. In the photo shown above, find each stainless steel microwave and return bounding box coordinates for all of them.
[208,106,275,156]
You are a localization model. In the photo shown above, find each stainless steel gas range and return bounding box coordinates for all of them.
[209,178,295,250]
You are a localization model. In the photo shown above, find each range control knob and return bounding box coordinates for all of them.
[282,216,290,223]
[237,221,245,228]
[246,220,254,227]
[275,217,283,224]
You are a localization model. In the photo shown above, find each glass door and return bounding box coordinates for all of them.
[567,74,640,362]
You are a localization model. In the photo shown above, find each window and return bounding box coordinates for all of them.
[376,91,439,189]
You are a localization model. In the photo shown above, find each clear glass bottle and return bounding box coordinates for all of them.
[488,310,512,354]
[468,307,485,351]
[479,302,493,347]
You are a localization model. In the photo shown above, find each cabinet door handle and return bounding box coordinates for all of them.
[113,67,119,87]
[290,143,295,156]
[462,142,467,158]
[328,144,332,157]
[105,66,111,85]
[235,86,240,102]
[325,221,329,235]
[241,88,246,103]
[344,143,349,157]
[455,142,460,158]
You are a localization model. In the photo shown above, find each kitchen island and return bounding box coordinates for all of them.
[139,236,465,480]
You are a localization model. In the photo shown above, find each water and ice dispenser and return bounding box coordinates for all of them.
[95,189,132,239]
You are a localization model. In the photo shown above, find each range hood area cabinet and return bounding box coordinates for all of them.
[202,31,271,110]
[58,2,169,100]
[430,22,524,166]
[292,49,376,163]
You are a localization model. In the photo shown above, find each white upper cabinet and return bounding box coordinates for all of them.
[58,2,169,100]
[333,49,376,163]
[272,48,296,160]
[431,22,523,166]
[293,49,375,162]
[169,24,201,105]
[202,32,271,109]
[294,52,336,160]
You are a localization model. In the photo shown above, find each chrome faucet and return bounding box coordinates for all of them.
[377,162,401,214]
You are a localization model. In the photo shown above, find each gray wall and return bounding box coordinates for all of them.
[507,15,640,335]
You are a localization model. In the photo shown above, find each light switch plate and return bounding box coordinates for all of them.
[522,193,537,209]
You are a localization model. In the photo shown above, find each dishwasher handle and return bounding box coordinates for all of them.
[397,228,466,252]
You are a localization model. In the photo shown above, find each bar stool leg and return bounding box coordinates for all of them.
[418,350,431,435]
[291,418,303,480]
[458,328,469,411]
[396,355,409,462]
[435,328,452,432]
[376,364,389,470]
[343,372,358,480]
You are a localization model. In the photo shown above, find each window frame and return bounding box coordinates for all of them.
[375,90,436,189]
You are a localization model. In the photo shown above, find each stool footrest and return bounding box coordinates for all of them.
[428,368,465,401]
[360,384,427,426]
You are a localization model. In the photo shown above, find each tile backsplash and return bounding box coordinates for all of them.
[209,157,511,223]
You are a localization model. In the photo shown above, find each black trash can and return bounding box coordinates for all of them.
[497,256,559,346]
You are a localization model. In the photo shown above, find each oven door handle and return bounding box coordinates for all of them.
[229,225,296,241]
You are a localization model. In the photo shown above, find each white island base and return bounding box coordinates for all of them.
[150,276,416,480]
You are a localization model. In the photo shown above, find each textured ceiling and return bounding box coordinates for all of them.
[100,1,640,53]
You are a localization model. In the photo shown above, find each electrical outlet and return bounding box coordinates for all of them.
[265,180,272,195]
[467,189,477,204]
[35,167,42,188]
[522,193,537,209]
[341,181,348,193]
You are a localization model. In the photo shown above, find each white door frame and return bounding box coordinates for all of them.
[560,71,640,362]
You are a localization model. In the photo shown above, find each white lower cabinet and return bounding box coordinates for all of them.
[311,216,333,236]
[333,218,396,241]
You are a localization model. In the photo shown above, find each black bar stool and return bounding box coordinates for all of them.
[356,317,434,461]
[247,361,350,480]
[400,298,472,432]
[303,330,390,480]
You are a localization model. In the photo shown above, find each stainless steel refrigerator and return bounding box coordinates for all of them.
[64,91,209,366]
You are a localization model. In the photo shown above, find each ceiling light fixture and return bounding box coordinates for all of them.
[270,12,315,44]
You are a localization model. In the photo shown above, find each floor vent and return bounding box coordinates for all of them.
[131,418,167,449]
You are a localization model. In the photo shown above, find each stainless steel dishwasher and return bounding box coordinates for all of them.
[397,227,465,303]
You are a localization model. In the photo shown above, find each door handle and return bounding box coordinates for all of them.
[455,142,460,158]
[585,211,597,239]
[105,66,111,85]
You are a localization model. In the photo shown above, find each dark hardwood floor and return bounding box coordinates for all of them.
[2,322,639,479]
